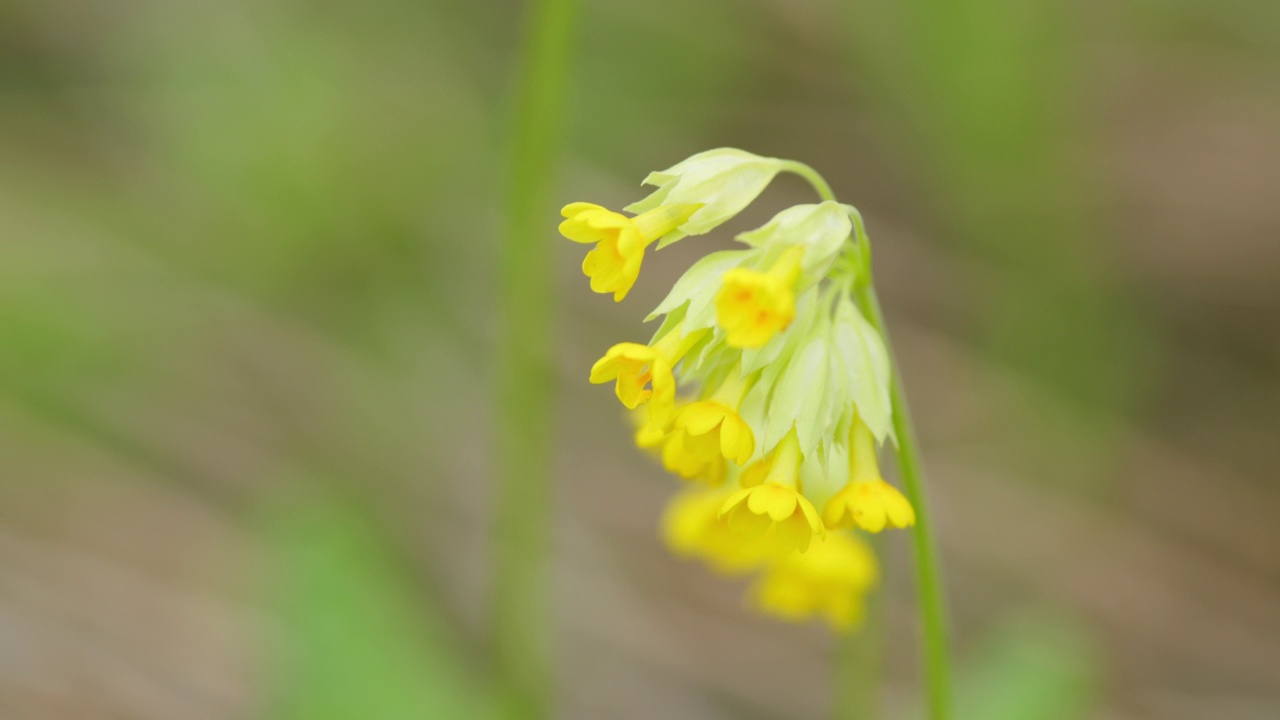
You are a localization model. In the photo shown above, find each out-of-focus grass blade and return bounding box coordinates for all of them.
[947,613,1099,720]
[266,488,486,720]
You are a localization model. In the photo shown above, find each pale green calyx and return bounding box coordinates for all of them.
[731,289,894,465]
[830,295,894,444]
[736,201,853,290]
[624,148,785,248]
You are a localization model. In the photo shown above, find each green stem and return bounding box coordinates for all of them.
[854,278,954,720]
[791,167,953,720]
[781,160,837,202]
[496,0,577,718]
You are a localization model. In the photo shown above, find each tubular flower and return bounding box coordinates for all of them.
[659,364,756,481]
[715,246,805,348]
[824,415,916,533]
[719,430,825,554]
[589,324,707,427]
[560,202,700,301]
[567,149,907,631]
[661,425,728,485]
[750,531,879,632]
[661,487,780,574]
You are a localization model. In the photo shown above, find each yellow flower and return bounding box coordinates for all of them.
[661,421,728,485]
[675,401,755,465]
[661,488,779,574]
[719,430,824,554]
[824,415,915,533]
[589,342,672,409]
[660,400,753,484]
[715,246,805,348]
[560,202,699,301]
[633,414,668,450]
[656,364,756,484]
[589,326,707,428]
[750,531,879,632]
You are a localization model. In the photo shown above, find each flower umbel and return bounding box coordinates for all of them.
[564,148,915,632]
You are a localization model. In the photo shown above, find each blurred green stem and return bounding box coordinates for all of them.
[788,166,954,720]
[854,277,953,720]
[496,0,577,718]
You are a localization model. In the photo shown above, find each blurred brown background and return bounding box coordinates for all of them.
[1,0,1278,718]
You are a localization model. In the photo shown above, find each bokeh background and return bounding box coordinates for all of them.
[3,0,1279,718]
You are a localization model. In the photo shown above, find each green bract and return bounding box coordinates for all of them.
[625,148,785,247]
[647,249,757,330]
[737,201,854,288]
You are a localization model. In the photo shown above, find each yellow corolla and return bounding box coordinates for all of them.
[661,488,779,574]
[751,531,879,632]
[560,202,700,302]
[719,430,824,554]
[661,425,727,485]
[824,415,915,533]
[673,401,755,465]
[589,342,672,410]
[715,246,805,348]
[660,399,755,484]
[589,325,707,428]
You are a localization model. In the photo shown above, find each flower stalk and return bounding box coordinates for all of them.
[854,276,953,720]
[789,167,954,720]
[560,149,951,719]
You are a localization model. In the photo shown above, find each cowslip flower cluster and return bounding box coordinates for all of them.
[563,148,915,632]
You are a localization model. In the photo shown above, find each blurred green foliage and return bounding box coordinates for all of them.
[2,0,1276,716]
[266,487,486,720]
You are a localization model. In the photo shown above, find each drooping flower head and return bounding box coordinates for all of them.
[562,148,916,631]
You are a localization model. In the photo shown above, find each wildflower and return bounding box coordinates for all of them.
[589,323,707,427]
[750,532,879,632]
[715,246,804,348]
[661,425,728,485]
[720,430,825,554]
[659,364,756,476]
[824,415,915,533]
[566,148,920,631]
[560,202,699,301]
[633,416,668,450]
[661,485,780,574]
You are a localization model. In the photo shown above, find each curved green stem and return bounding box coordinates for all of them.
[794,163,953,720]
[854,279,954,720]
[781,160,837,202]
